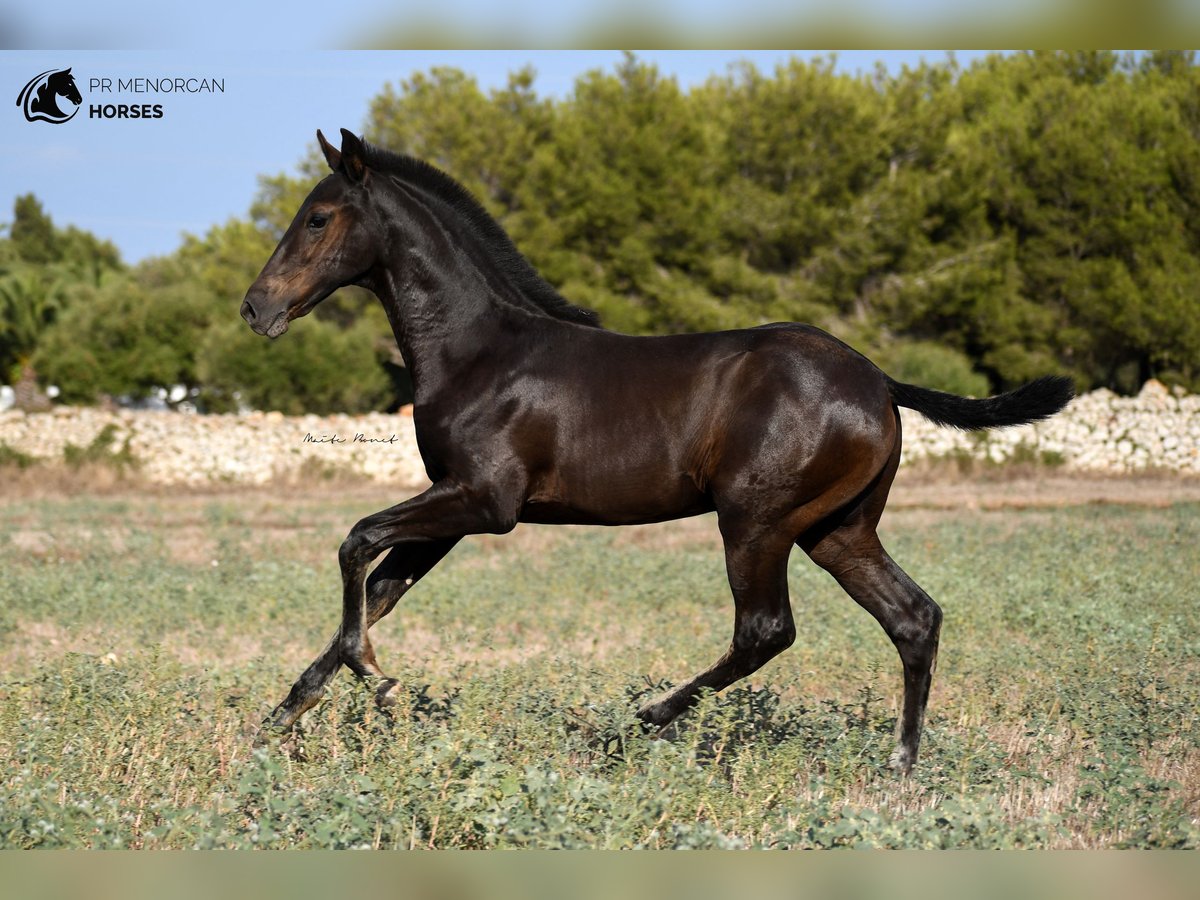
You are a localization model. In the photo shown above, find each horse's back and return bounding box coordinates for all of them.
[514,321,896,526]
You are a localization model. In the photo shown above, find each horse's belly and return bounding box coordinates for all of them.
[521,468,713,526]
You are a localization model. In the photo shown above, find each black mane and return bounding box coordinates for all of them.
[360,143,603,329]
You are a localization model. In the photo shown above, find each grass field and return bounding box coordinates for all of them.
[0,480,1197,848]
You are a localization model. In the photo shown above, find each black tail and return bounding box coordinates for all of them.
[885,375,1074,431]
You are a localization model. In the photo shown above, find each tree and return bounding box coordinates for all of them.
[7,194,122,282]
[32,276,216,403]
[0,266,63,383]
[10,194,58,265]
[196,313,392,415]
[0,194,124,385]
[10,52,1200,404]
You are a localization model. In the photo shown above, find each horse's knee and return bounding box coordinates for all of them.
[338,533,358,570]
[339,527,374,573]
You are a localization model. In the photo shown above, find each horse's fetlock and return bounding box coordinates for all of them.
[337,632,361,664]
[774,619,797,652]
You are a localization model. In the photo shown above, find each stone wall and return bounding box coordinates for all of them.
[0,409,430,486]
[0,380,1196,487]
[897,380,1199,474]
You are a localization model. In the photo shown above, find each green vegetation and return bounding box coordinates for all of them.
[60,424,138,473]
[3,51,1200,411]
[195,311,393,415]
[0,443,35,469]
[0,195,122,386]
[0,491,1196,848]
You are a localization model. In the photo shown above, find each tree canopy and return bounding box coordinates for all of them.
[3,51,1198,411]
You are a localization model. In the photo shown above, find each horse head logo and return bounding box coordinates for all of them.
[16,68,83,124]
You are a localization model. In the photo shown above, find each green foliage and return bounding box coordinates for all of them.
[14,205,396,413]
[8,194,122,279]
[704,56,886,275]
[351,51,1200,393]
[173,219,276,300]
[0,442,35,469]
[10,194,58,266]
[6,52,1200,405]
[0,266,63,383]
[0,195,125,383]
[871,340,990,396]
[33,277,217,403]
[62,424,138,473]
[196,313,392,415]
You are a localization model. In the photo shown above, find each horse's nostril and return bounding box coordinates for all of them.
[241,299,257,323]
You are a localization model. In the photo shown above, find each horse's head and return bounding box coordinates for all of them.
[242,129,382,338]
[50,68,82,106]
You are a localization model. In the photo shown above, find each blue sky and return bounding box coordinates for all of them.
[2,50,993,263]
[0,2,1044,50]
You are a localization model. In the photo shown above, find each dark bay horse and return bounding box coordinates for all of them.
[243,129,1073,773]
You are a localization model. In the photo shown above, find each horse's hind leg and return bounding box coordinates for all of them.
[636,519,796,729]
[260,537,457,734]
[801,523,942,774]
[362,536,461,709]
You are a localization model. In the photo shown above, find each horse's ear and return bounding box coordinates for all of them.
[317,129,341,173]
[339,128,367,183]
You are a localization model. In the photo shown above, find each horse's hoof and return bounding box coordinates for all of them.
[254,701,301,747]
[635,698,672,727]
[636,701,680,739]
[253,720,307,760]
[375,678,404,709]
[888,747,915,776]
[652,721,680,741]
[253,720,291,748]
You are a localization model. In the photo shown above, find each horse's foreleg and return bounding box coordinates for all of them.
[636,520,796,729]
[360,536,460,708]
[259,479,515,735]
[260,537,459,735]
[336,480,514,682]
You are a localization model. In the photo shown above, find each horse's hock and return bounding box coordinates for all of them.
[0,380,1197,485]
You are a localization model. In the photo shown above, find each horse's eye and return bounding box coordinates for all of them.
[307,213,328,230]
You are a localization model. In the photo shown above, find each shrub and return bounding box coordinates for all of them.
[62,424,138,472]
[872,340,991,397]
[0,442,36,469]
[196,313,392,414]
[33,278,217,403]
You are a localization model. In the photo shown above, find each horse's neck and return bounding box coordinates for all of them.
[371,179,555,405]
[375,255,522,405]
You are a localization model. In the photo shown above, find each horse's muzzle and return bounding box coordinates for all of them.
[241,293,288,338]
[240,298,258,325]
